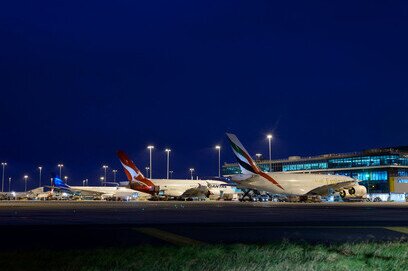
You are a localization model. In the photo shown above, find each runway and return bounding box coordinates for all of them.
[0,201,407,248]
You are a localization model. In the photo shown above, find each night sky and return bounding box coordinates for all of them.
[1,1,408,190]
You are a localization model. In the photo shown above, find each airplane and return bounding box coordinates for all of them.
[52,176,141,201]
[117,150,237,199]
[226,133,367,201]
[0,187,44,200]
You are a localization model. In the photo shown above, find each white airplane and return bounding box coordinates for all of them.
[226,133,367,200]
[117,150,236,199]
[52,176,141,201]
[0,187,44,200]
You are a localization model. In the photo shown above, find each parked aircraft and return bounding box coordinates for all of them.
[52,176,140,201]
[0,187,44,200]
[117,150,236,199]
[226,133,367,200]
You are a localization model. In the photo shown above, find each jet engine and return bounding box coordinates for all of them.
[348,185,367,197]
[339,185,367,200]
[339,189,349,198]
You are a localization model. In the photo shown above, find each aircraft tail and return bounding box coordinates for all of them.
[117,150,156,188]
[226,133,261,175]
[226,133,284,190]
[52,175,71,190]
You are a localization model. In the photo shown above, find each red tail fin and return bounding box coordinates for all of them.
[117,150,156,188]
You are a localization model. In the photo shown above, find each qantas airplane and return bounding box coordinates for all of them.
[226,133,367,200]
[117,150,236,199]
[52,176,140,201]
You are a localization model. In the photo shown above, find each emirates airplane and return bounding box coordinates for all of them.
[226,133,367,200]
[117,150,236,199]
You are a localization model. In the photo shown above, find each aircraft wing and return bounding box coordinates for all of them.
[130,180,151,187]
[45,186,72,193]
[49,186,108,196]
[69,188,110,196]
[306,180,358,196]
[180,186,210,198]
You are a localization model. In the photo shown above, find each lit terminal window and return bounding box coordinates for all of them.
[353,171,388,181]
[282,162,328,172]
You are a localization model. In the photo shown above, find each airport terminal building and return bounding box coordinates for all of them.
[222,147,408,193]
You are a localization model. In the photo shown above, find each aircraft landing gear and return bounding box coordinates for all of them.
[239,189,261,202]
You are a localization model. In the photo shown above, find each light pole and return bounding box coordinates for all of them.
[112,169,118,182]
[23,175,28,192]
[102,165,108,185]
[255,153,262,160]
[189,168,195,180]
[169,171,174,179]
[366,173,371,194]
[57,164,64,177]
[267,134,273,172]
[145,167,149,177]
[147,145,154,179]
[64,176,68,184]
[215,145,221,177]
[8,177,11,192]
[100,176,105,186]
[1,162,7,192]
[38,166,42,187]
[165,149,171,179]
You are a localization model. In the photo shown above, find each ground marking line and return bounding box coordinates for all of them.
[225,226,387,229]
[384,227,408,235]
[225,225,408,235]
[133,227,205,245]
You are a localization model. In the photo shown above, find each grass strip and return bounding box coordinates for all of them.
[1,241,407,271]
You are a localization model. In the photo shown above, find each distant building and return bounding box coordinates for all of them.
[222,147,408,193]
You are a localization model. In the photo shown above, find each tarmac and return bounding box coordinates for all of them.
[0,201,407,249]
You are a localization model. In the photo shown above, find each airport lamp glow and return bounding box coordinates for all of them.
[38,166,42,188]
[145,167,149,177]
[189,168,195,180]
[215,145,221,177]
[267,134,273,172]
[165,149,171,179]
[57,164,64,178]
[8,177,11,192]
[102,165,108,185]
[112,169,118,182]
[147,145,154,179]
[255,153,262,160]
[100,176,105,186]
[23,175,28,192]
[1,162,7,192]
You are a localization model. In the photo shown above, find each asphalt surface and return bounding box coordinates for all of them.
[0,201,407,248]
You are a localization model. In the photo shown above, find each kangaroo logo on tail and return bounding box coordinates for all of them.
[117,150,156,188]
[226,133,284,190]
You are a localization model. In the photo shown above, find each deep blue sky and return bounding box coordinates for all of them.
[1,1,407,190]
